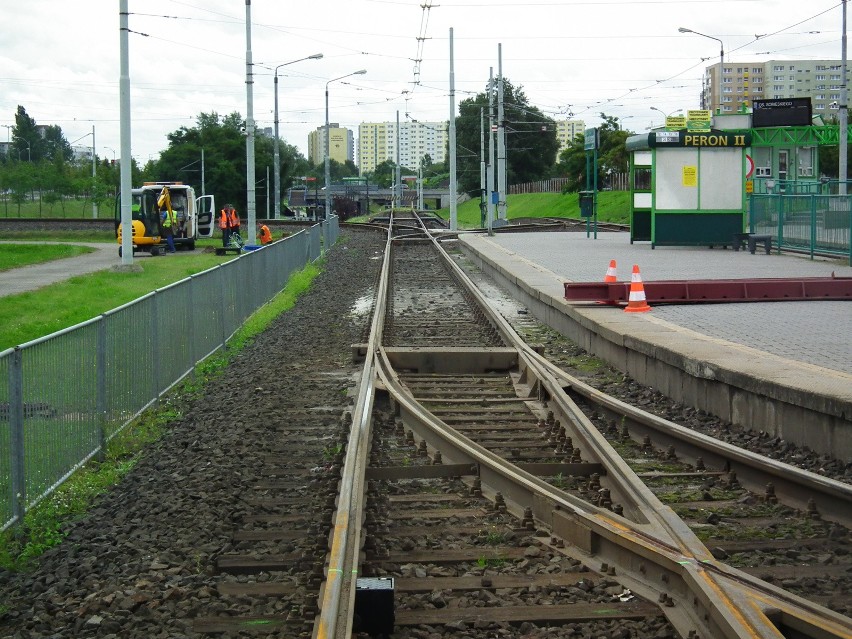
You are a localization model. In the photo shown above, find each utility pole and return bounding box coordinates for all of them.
[118,0,133,265]
[487,68,495,232]
[91,125,97,219]
[841,0,848,194]
[244,0,257,246]
[497,44,507,221]
[449,27,458,230]
[480,106,486,227]
[395,111,402,210]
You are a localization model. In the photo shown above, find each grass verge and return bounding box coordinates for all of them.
[0,261,321,572]
[0,244,94,272]
[0,248,238,351]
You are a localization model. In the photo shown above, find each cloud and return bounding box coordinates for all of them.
[1,0,844,164]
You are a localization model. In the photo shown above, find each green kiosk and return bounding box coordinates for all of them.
[627,120,752,247]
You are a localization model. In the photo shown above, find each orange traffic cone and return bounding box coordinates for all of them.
[624,264,652,313]
[598,259,619,305]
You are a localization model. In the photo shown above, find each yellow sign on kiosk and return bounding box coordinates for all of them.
[666,116,687,130]
[686,109,712,133]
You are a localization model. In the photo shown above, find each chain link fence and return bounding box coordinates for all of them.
[1,218,339,530]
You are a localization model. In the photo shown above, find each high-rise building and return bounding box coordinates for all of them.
[700,60,851,120]
[554,119,585,152]
[357,120,448,175]
[308,124,355,166]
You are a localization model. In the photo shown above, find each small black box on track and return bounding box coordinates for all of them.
[354,577,394,637]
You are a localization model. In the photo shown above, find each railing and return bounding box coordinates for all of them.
[0,218,339,530]
[750,178,852,195]
[508,173,629,195]
[749,194,852,263]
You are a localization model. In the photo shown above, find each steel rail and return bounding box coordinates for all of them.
[377,216,852,638]
[316,212,852,638]
[313,223,391,639]
[526,349,852,528]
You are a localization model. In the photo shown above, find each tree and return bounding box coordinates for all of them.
[455,78,559,196]
[554,113,633,192]
[43,125,73,162]
[365,159,415,188]
[12,106,41,162]
[157,111,312,216]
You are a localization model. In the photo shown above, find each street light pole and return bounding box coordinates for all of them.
[273,53,323,220]
[679,27,724,110]
[91,125,97,219]
[650,107,682,126]
[325,69,366,221]
[840,0,848,194]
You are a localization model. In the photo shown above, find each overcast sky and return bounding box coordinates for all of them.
[0,1,845,165]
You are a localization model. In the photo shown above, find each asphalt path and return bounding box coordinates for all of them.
[0,241,129,298]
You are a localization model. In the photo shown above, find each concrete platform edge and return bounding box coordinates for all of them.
[459,234,852,460]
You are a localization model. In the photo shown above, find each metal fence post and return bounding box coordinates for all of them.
[846,195,852,266]
[187,275,196,376]
[810,195,816,259]
[151,292,160,402]
[776,194,784,250]
[9,348,25,525]
[219,266,227,351]
[96,317,107,461]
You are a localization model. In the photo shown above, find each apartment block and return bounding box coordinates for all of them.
[700,59,850,120]
[357,120,448,175]
[554,119,585,152]
[308,124,355,166]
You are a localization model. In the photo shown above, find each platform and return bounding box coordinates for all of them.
[457,231,852,460]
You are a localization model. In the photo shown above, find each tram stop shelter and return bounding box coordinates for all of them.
[627,118,752,248]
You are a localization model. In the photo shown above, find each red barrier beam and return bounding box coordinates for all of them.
[564,276,852,305]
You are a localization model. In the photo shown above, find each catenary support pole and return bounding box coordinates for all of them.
[245,0,257,246]
[841,0,848,195]
[487,68,495,234]
[449,27,458,231]
[480,107,486,227]
[497,44,507,220]
[119,0,133,265]
[91,125,98,219]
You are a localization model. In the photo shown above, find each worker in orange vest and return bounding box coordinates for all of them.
[259,223,272,245]
[219,204,232,247]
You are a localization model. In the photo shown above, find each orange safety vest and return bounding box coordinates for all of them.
[259,225,272,245]
[228,209,240,228]
[218,209,229,230]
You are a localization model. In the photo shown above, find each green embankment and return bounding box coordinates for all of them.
[434,191,630,228]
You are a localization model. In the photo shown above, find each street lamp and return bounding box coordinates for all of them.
[325,69,366,220]
[679,27,724,112]
[650,107,682,125]
[273,53,323,220]
[678,27,724,66]
[70,127,97,218]
[678,26,724,74]
[103,147,116,162]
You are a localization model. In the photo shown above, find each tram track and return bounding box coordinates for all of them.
[316,212,852,639]
[1,217,849,638]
